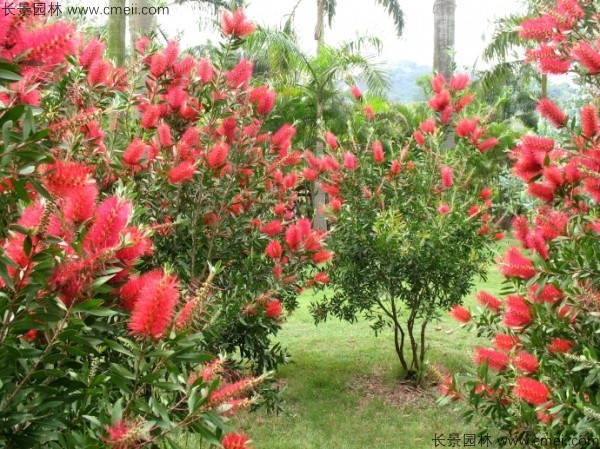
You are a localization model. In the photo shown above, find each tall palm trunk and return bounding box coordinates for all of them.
[312,0,328,230]
[108,0,127,65]
[130,0,156,47]
[433,0,456,80]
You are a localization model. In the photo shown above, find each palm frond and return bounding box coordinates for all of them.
[373,0,404,37]
[325,0,337,27]
[482,14,528,62]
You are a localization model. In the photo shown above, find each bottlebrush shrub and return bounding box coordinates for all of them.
[310,74,504,380]
[442,0,600,443]
[0,7,262,447]
[105,19,328,374]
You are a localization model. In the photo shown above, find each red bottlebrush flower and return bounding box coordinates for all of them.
[42,161,94,197]
[166,86,188,109]
[413,131,426,146]
[119,276,144,311]
[514,352,539,374]
[313,272,330,284]
[21,22,78,65]
[477,137,499,153]
[350,84,362,100]
[372,141,385,163]
[441,166,453,188]
[197,57,215,83]
[538,57,571,74]
[581,104,599,138]
[87,59,112,86]
[222,432,251,449]
[320,183,340,196]
[157,123,173,147]
[265,300,283,319]
[303,232,324,252]
[494,334,521,351]
[479,187,494,201]
[519,15,557,41]
[438,204,451,214]
[449,73,470,91]
[123,138,153,166]
[364,105,376,120]
[116,227,153,265]
[284,225,302,251]
[221,9,256,38]
[431,73,446,93]
[529,284,563,304]
[134,36,150,54]
[207,142,230,169]
[227,58,253,88]
[476,291,502,312]
[343,152,358,170]
[104,420,139,447]
[272,124,296,150]
[428,89,451,111]
[467,205,480,217]
[537,98,567,128]
[419,118,436,134]
[572,40,600,74]
[454,95,473,115]
[548,338,574,353]
[312,250,333,265]
[528,182,555,203]
[450,305,471,323]
[514,376,550,406]
[249,86,276,115]
[324,131,338,150]
[168,161,195,184]
[63,184,98,223]
[328,197,343,211]
[141,104,161,129]
[260,220,283,236]
[79,37,105,69]
[163,40,179,67]
[83,197,132,252]
[390,159,402,176]
[474,347,509,371]
[128,270,179,340]
[504,295,533,328]
[149,53,167,77]
[456,118,478,138]
[265,240,283,259]
[500,247,536,280]
[282,173,298,190]
[493,232,505,240]
[302,167,319,181]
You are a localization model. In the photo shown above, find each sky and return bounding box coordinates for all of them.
[160,0,524,69]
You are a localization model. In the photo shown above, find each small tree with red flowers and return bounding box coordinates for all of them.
[310,77,506,380]
[443,0,600,443]
[0,6,278,448]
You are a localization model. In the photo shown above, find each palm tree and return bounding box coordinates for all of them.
[313,0,405,49]
[107,0,127,64]
[433,0,456,79]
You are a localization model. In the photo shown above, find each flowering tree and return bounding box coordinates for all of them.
[105,9,330,373]
[310,77,506,380]
[0,4,317,447]
[443,0,600,443]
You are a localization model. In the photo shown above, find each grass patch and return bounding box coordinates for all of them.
[225,264,506,449]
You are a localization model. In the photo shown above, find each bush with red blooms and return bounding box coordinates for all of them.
[310,73,505,380]
[0,5,274,448]
[442,0,600,444]
[108,15,327,374]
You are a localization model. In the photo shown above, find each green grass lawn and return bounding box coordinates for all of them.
[222,264,507,449]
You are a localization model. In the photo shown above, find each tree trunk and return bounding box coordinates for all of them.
[314,0,326,48]
[129,0,156,47]
[433,0,456,80]
[108,0,127,65]
[313,95,328,231]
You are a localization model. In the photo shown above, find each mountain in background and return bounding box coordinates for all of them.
[386,60,431,102]
[386,60,580,105]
